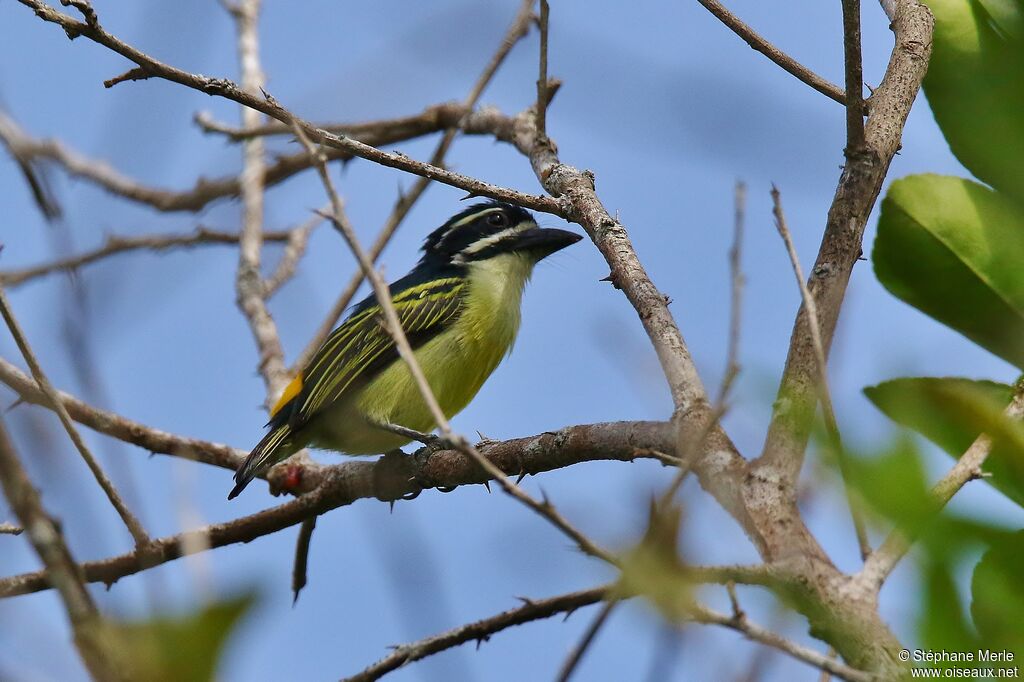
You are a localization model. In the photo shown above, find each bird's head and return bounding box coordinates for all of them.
[421,201,582,267]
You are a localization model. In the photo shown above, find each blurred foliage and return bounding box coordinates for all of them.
[971,531,1024,654]
[616,503,694,621]
[869,0,1024,661]
[864,377,1024,506]
[106,593,255,682]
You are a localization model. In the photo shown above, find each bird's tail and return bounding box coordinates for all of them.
[229,423,294,500]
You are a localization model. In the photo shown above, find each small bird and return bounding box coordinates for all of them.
[229,201,582,498]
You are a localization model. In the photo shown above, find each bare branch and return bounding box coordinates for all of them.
[0,421,677,598]
[0,418,121,681]
[859,383,1024,590]
[343,585,611,682]
[695,0,848,106]
[689,603,872,682]
[227,0,289,399]
[842,0,867,148]
[194,103,466,142]
[769,187,870,560]
[0,288,150,548]
[0,227,294,289]
[555,598,618,682]
[291,0,537,372]
[755,0,933,494]
[0,522,23,535]
[14,0,563,215]
[657,180,748,506]
[0,357,245,471]
[262,212,325,297]
[536,0,550,136]
[3,101,518,215]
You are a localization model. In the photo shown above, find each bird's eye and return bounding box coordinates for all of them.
[486,212,509,228]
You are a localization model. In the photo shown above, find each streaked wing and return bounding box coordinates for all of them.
[291,277,465,425]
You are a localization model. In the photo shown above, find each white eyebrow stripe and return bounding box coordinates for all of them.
[437,207,504,246]
[457,221,533,257]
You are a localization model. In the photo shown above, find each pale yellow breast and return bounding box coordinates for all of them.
[322,253,534,454]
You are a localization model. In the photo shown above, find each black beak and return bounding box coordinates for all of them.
[510,227,583,258]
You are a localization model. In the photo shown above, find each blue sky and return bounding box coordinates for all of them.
[0,1,1019,680]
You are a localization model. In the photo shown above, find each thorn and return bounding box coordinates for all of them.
[515,470,528,485]
[389,500,395,513]
[515,595,535,606]
[482,480,491,493]
[4,398,25,413]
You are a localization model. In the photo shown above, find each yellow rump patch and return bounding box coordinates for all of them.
[271,373,303,417]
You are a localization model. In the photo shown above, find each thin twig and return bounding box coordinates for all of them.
[343,586,611,682]
[263,211,325,297]
[229,0,288,399]
[0,522,24,535]
[842,0,866,149]
[291,516,317,604]
[658,180,747,505]
[16,0,563,214]
[3,102,482,215]
[689,604,871,682]
[769,187,870,560]
[555,598,619,682]
[536,0,550,136]
[0,288,150,548]
[291,0,536,373]
[695,0,848,106]
[0,418,120,681]
[859,383,1024,589]
[0,357,245,471]
[194,102,468,142]
[754,3,935,566]
[0,227,293,288]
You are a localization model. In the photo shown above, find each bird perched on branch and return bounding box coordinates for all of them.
[229,201,582,498]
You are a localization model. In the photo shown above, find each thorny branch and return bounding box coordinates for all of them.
[0,419,697,599]
[346,584,870,682]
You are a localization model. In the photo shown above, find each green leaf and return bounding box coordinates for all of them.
[110,593,255,682]
[922,0,1024,202]
[865,377,1024,507]
[971,530,1024,655]
[873,175,1024,369]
